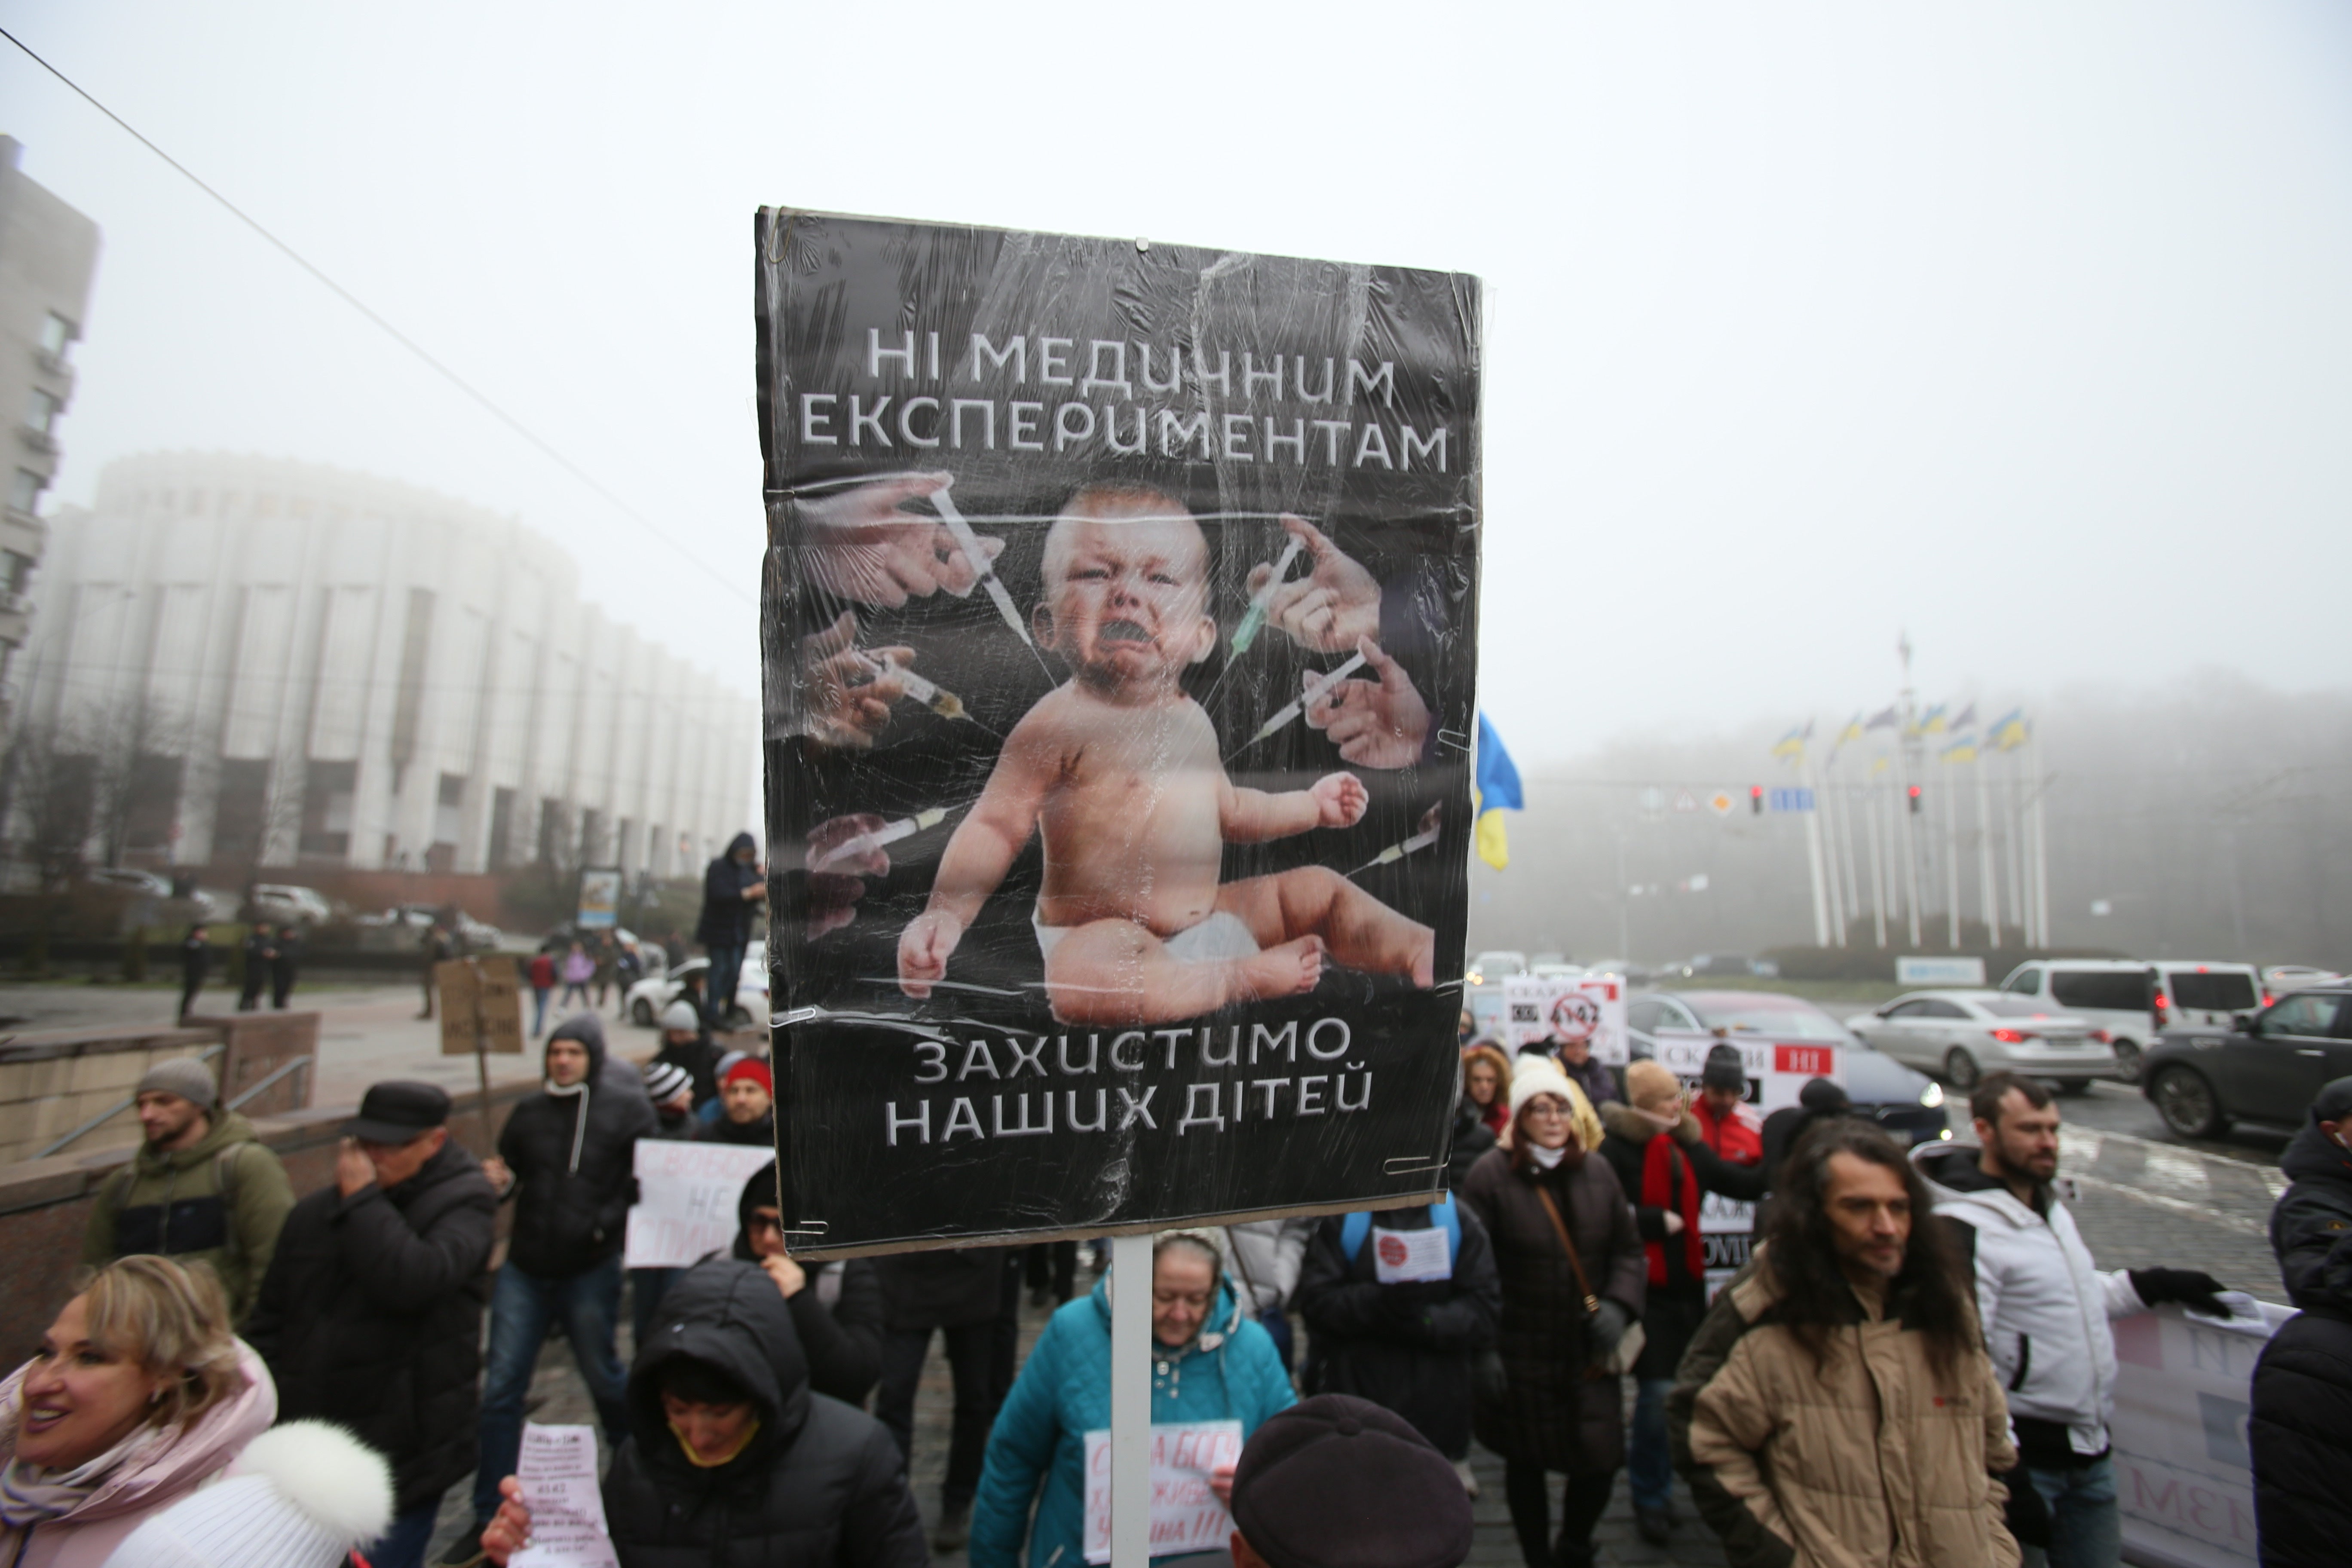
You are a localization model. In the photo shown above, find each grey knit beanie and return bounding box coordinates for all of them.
[137,1056,219,1109]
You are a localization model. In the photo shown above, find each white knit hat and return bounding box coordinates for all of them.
[659,1000,702,1033]
[1508,1057,1605,1151]
[102,1420,393,1568]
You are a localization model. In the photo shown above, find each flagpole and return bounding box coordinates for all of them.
[1942,756,1962,950]
[1834,769,1862,946]
[1974,754,2000,950]
[1863,782,1889,949]
[2029,734,2051,947]
[1802,747,1831,948]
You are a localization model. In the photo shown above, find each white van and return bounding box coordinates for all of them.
[1997,959,2263,1082]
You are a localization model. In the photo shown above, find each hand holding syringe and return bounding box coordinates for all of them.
[808,807,952,873]
[1234,652,1369,751]
[852,650,968,721]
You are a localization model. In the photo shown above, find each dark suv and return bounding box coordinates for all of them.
[2141,986,2352,1139]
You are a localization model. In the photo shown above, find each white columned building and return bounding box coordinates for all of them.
[20,452,756,876]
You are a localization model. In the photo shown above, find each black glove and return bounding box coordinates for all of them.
[1587,1299,1633,1364]
[2129,1267,2228,1314]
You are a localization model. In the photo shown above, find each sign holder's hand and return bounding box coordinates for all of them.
[1245,516,1380,653]
[798,472,1004,607]
[334,1136,377,1198]
[480,1475,532,1566]
[761,1253,808,1300]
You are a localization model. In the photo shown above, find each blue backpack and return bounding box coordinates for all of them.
[1340,1194,1460,1272]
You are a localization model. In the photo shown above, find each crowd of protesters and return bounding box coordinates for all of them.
[16,879,2350,1568]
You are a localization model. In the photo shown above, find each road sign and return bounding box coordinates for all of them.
[1706,790,1735,818]
[1672,790,1699,814]
[1768,787,1816,813]
[1638,787,1666,818]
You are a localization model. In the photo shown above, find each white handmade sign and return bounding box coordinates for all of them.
[1371,1224,1452,1283]
[623,1141,779,1268]
[509,1423,618,1568]
[1646,1033,1838,1115]
[2109,1300,2290,1568]
[1082,1421,1243,1565]
[1501,975,1628,1066]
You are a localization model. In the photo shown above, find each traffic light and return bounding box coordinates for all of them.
[1749,785,1765,816]
[1908,784,1923,815]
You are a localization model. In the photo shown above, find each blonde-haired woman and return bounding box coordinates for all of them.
[0,1256,276,1566]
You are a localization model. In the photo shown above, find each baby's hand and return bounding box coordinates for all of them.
[898,910,966,998]
[1309,772,1369,829]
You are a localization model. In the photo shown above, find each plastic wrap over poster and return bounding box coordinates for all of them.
[755,210,1482,1253]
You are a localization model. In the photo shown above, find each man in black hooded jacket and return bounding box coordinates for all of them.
[465,1013,659,1543]
[477,1260,925,1568]
[2251,1072,2352,1567]
[248,1081,496,1568]
[696,832,765,1027]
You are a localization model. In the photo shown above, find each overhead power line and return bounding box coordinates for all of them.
[0,24,755,608]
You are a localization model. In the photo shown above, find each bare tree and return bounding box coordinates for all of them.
[0,712,95,891]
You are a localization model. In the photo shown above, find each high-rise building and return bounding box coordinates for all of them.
[20,452,757,878]
[0,135,101,732]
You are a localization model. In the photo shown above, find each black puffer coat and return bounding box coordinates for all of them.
[1295,1201,1501,1460]
[2250,1305,2352,1568]
[871,1247,1014,1332]
[245,1139,497,1512]
[502,1014,658,1278]
[2271,1116,2352,1311]
[605,1261,925,1568]
[1446,1096,1497,1189]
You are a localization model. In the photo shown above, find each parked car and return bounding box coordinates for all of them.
[624,941,769,1027]
[1845,990,2116,1093]
[86,867,173,899]
[1997,958,2263,1083]
[2261,965,2343,1000]
[1627,989,1949,1146]
[2141,984,2352,1139]
[1530,962,1585,980]
[1666,953,1763,980]
[357,903,506,952]
[1467,950,1528,986]
[247,883,335,927]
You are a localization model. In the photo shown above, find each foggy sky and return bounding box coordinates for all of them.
[5,1,2349,770]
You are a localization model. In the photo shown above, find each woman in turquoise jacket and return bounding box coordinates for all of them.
[969,1231,1295,1568]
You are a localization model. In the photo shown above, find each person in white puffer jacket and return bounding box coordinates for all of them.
[1914,1071,2230,1568]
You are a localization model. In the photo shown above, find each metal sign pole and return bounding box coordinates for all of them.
[1109,1232,1152,1568]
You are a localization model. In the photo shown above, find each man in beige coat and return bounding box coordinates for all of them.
[1669,1120,2019,1568]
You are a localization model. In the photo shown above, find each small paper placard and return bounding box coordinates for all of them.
[1371,1224,1452,1283]
[623,1142,779,1268]
[509,1422,618,1568]
[1082,1420,1243,1565]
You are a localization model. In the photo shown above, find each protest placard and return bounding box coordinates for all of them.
[1082,1421,1243,1565]
[623,1142,779,1269]
[436,957,524,1057]
[2109,1301,2291,1568]
[756,211,1482,1253]
[1501,975,1628,1066]
[509,1422,617,1568]
[1645,1031,1838,1115]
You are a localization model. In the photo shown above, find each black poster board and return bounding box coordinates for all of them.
[756,209,1482,1254]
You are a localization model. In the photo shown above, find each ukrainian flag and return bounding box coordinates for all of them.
[1770,722,1810,761]
[1474,713,1522,871]
[1940,735,1979,765]
[1989,709,2028,751]
[1837,712,1866,747]
[1917,704,1948,736]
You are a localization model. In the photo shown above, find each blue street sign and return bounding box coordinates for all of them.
[1768,787,1816,813]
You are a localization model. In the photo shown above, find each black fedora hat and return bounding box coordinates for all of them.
[342,1080,452,1143]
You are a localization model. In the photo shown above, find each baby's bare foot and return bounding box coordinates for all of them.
[1236,935,1325,1002]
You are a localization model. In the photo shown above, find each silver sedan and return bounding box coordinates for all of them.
[1845,990,2119,1093]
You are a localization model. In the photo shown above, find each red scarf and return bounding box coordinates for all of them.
[1642,1132,1704,1286]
